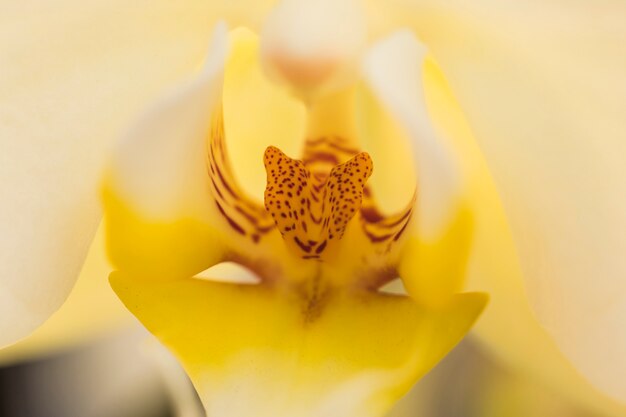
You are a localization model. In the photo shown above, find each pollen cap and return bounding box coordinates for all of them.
[260,0,367,99]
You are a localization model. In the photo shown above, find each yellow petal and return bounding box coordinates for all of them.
[420,47,626,415]
[110,272,486,417]
[360,31,471,306]
[0,0,221,347]
[354,85,416,215]
[398,203,473,308]
[362,30,463,239]
[103,24,229,277]
[104,26,317,283]
[389,1,626,402]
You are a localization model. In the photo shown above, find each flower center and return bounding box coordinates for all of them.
[264,146,372,261]
[205,100,413,288]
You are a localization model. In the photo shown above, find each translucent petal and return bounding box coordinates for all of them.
[420,49,626,415]
[0,223,131,365]
[390,0,626,401]
[0,0,220,347]
[110,271,486,417]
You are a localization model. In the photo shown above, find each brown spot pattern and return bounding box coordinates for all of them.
[300,135,415,253]
[204,109,415,263]
[264,146,372,259]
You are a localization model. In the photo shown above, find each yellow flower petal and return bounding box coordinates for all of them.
[104,26,321,285]
[103,24,229,277]
[358,30,471,306]
[390,1,626,402]
[101,11,487,417]
[398,203,473,308]
[110,271,486,417]
[0,0,220,347]
[362,30,463,239]
[353,85,416,215]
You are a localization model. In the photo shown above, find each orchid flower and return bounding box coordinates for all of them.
[1,0,625,415]
[102,10,485,415]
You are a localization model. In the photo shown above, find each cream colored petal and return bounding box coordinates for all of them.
[0,0,285,350]
[415,22,626,414]
[107,24,227,220]
[0,0,227,348]
[383,0,626,402]
[0,223,131,365]
[362,30,463,239]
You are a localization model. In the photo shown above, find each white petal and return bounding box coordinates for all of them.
[0,0,218,347]
[387,0,626,401]
[362,31,462,239]
[108,23,228,220]
[0,223,130,365]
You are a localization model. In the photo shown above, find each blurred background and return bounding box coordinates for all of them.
[0,332,604,417]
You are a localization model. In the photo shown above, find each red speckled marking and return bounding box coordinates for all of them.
[264,146,372,259]
[300,136,414,249]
